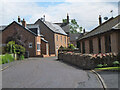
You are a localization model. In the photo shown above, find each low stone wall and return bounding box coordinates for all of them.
[58,53,117,70]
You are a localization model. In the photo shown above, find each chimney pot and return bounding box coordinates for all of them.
[67,13,69,24]
[83,29,85,33]
[99,15,102,25]
[22,18,26,27]
[18,16,21,23]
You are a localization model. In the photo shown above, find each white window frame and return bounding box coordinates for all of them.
[37,42,41,51]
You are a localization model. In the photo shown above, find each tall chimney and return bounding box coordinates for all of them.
[99,15,102,25]
[22,18,26,27]
[67,13,69,24]
[43,15,45,21]
[83,29,85,33]
[18,16,21,23]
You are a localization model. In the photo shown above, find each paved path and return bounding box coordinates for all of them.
[2,57,102,88]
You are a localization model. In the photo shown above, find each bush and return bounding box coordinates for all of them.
[6,41,25,60]
[113,61,119,66]
[97,64,103,68]
[6,41,16,54]
[20,55,24,60]
[68,44,75,50]
[103,64,108,67]
[1,54,14,64]
[15,44,25,57]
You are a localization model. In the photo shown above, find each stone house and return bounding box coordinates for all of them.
[0,18,48,57]
[78,15,120,54]
[34,18,68,56]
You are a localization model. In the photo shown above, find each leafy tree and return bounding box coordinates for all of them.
[6,41,25,58]
[63,19,83,33]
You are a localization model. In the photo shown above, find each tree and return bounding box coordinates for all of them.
[63,19,83,33]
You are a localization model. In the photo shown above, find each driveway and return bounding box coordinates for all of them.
[2,57,102,88]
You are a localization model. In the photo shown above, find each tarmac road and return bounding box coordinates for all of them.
[2,57,102,88]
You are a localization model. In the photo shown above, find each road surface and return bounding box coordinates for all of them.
[2,57,102,88]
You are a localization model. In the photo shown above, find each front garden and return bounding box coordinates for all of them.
[0,41,25,65]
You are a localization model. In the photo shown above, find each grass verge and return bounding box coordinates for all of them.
[95,67,120,71]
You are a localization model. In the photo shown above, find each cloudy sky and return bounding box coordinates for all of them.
[0,0,119,31]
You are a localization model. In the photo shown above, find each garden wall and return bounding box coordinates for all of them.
[58,53,117,70]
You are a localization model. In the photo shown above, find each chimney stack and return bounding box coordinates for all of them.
[99,15,102,25]
[83,29,85,33]
[67,13,69,24]
[43,15,45,21]
[22,18,26,27]
[18,16,21,23]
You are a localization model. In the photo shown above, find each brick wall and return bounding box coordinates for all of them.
[36,20,68,56]
[36,20,55,55]
[2,22,40,57]
[93,38,99,54]
[54,33,68,55]
[85,40,89,54]
[79,31,119,54]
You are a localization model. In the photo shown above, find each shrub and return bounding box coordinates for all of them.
[103,64,108,67]
[20,55,24,60]
[6,41,16,54]
[97,64,103,68]
[68,44,75,50]
[1,54,14,64]
[15,44,25,57]
[113,61,119,66]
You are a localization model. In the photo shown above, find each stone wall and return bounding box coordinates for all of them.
[58,53,117,70]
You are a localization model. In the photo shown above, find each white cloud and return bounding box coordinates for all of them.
[0,0,118,31]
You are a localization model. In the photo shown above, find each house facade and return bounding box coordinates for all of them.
[78,15,120,54]
[1,20,42,57]
[34,18,68,56]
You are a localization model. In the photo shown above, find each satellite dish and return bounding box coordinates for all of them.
[104,17,108,20]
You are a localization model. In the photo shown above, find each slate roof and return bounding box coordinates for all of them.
[55,23,70,33]
[79,15,120,40]
[44,21,67,35]
[35,19,67,36]
[70,33,83,41]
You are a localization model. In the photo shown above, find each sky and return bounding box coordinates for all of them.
[0,0,119,31]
